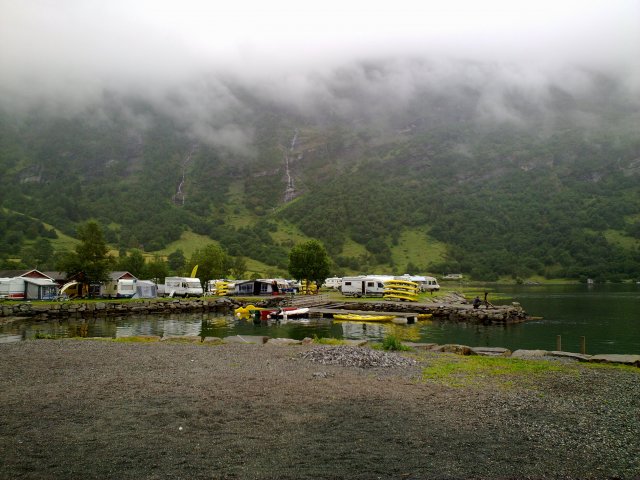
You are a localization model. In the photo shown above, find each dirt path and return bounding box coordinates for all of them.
[1,340,638,479]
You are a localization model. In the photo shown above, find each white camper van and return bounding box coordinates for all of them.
[160,277,203,297]
[340,275,393,297]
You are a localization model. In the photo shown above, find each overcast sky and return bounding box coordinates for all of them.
[2,0,638,91]
[1,0,638,150]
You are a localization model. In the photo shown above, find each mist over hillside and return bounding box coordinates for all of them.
[1,1,639,280]
[1,55,639,281]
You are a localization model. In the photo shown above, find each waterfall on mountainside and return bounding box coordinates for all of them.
[172,143,198,206]
[283,129,298,203]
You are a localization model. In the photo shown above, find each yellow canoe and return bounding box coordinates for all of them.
[383,288,419,296]
[333,313,396,322]
[384,280,419,287]
[383,294,418,302]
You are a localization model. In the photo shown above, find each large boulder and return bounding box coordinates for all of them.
[432,344,476,355]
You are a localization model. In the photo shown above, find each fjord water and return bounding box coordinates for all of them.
[1,284,638,354]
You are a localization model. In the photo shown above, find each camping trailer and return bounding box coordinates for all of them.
[395,274,440,292]
[0,276,58,300]
[322,277,342,290]
[340,276,393,297]
[100,278,137,298]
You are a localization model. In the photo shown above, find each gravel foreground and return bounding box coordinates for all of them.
[1,340,639,480]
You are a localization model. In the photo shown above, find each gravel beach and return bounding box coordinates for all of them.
[1,339,638,479]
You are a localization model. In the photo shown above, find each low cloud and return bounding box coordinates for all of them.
[1,0,638,151]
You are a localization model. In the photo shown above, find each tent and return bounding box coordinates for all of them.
[133,280,158,299]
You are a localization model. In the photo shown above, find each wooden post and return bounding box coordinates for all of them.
[580,336,586,354]
[556,335,562,351]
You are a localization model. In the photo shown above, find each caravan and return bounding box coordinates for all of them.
[100,278,137,298]
[395,274,440,292]
[340,275,394,297]
[0,276,58,300]
[322,277,342,290]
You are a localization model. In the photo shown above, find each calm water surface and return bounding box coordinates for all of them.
[1,284,638,354]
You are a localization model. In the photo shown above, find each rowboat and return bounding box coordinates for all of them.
[332,313,396,322]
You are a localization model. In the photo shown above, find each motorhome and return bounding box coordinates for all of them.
[340,275,394,297]
[159,277,203,297]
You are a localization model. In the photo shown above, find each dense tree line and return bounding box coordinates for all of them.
[2,98,639,282]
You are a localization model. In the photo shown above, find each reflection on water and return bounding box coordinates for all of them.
[1,284,638,354]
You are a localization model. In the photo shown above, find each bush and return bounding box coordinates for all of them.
[381,335,410,351]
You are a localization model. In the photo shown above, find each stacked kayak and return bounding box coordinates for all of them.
[299,279,318,295]
[383,279,419,301]
[214,281,232,296]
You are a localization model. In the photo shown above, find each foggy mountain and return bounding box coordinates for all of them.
[1,54,639,280]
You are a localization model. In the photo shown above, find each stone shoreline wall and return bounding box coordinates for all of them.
[0,298,243,320]
[1,295,529,325]
[345,301,531,325]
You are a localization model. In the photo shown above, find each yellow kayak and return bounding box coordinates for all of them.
[383,294,418,302]
[333,313,396,322]
[384,280,419,287]
[383,288,419,296]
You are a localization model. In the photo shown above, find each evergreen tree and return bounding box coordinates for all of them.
[58,221,113,296]
[288,240,331,285]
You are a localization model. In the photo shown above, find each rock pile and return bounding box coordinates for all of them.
[301,345,417,369]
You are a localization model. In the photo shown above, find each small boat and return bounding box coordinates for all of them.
[332,313,396,322]
[259,306,298,320]
[417,313,433,320]
[267,307,310,319]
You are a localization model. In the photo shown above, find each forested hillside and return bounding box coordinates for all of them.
[1,61,639,281]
